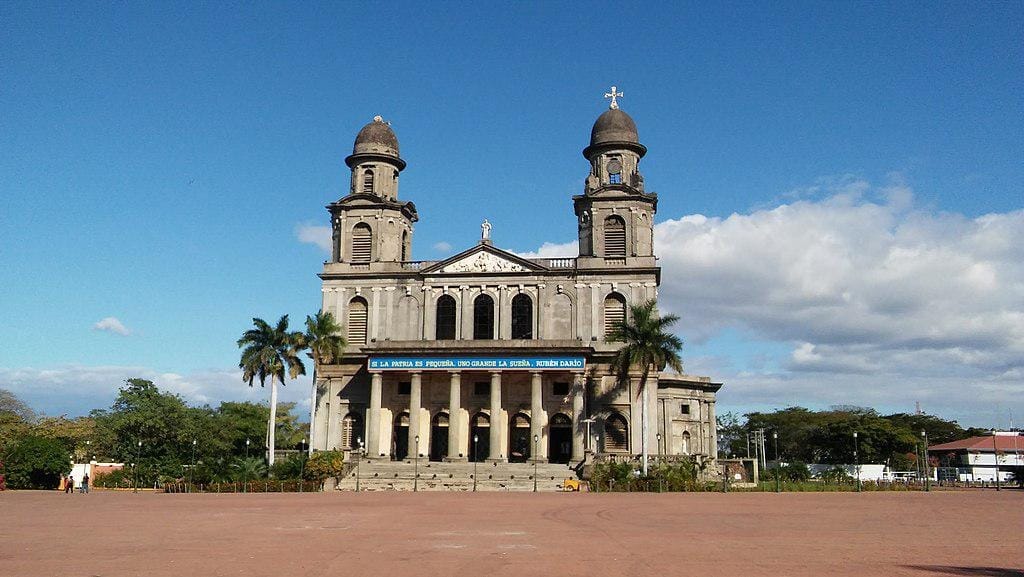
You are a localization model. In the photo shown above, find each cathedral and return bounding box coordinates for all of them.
[311,93,721,480]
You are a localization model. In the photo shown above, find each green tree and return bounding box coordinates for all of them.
[607,299,683,476]
[237,315,306,466]
[231,456,268,482]
[4,435,70,489]
[302,310,345,456]
[0,389,35,458]
[305,450,345,482]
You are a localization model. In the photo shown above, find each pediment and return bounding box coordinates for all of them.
[422,244,545,275]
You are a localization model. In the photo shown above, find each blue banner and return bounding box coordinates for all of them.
[368,356,585,371]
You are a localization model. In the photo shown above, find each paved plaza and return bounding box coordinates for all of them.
[2,490,1021,577]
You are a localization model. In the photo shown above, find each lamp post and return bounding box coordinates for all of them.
[656,433,662,458]
[472,434,479,492]
[773,431,780,493]
[299,438,306,492]
[244,438,250,493]
[920,431,930,492]
[356,437,363,492]
[134,440,142,494]
[582,418,595,454]
[414,435,420,492]
[190,439,197,493]
[129,463,134,492]
[853,432,861,492]
[992,430,1001,491]
[533,434,539,493]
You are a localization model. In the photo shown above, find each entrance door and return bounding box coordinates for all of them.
[430,413,449,461]
[509,413,531,463]
[469,413,489,462]
[548,413,573,463]
[393,412,409,461]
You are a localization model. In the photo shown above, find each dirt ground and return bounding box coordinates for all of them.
[1,490,1021,577]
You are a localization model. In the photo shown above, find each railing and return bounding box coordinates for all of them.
[532,257,577,269]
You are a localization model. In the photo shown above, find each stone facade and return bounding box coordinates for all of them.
[312,104,721,470]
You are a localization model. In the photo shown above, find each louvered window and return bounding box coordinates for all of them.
[362,169,374,193]
[604,216,626,257]
[605,414,629,452]
[347,297,368,345]
[342,413,363,450]
[603,293,626,339]
[351,223,372,263]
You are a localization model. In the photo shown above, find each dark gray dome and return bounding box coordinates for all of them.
[353,116,400,157]
[590,108,639,146]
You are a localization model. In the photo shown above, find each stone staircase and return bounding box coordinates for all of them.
[335,459,580,492]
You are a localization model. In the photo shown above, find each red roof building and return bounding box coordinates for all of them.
[928,432,1022,484]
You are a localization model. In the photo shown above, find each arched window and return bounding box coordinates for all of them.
[401,230,408,262]
[347,297,368,345]
[435,295,457,340]
[362,169,374,194]
[470,412,490,462]
[341,412,363,450]
[681,431,691,455]
[604,215,626,258]
[603,292,626,339]
[607,157,622,184]
[473,294,494,340]
[511,293,532,340]
[350,223,372,263]
[430,412,449,462]
[509,413,531,463]
[604,413,629,452]
[548,413,573,464]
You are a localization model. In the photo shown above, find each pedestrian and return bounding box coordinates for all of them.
[82,473,90,494]
[65,475,74,494]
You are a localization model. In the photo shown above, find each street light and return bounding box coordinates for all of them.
[533,434,539,493]
[356,438,363,492]
[656,433,662,457]
[190,439,197,493]
[299,438,306,492]
[472,434,479,492]
[773,431,780,493]
[134,440,142,494]
[414,435,420,492]
[920,431,930,492]
[992,430,1001,491]
[853,432,861,492]
[245,438,250,493]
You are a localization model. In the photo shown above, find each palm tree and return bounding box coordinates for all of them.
[607,299,683,476]
[302,311,346,456]
[237,315,306,467]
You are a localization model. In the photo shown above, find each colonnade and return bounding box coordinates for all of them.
[365,370,586,463]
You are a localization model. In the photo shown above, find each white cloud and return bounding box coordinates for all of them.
[0,365,312,417]
[432,241,452,253]
[531,177,1024,426]
[515,241,578,259]
[296,223,332,252]
[93,317,131,336]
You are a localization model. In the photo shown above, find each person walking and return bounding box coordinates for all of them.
[65,475,74,494]
[81,473,90,494]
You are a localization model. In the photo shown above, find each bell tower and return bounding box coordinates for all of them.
[328,116,418,268]
[575,88,657,265]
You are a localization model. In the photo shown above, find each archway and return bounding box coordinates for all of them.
[604,413,628,453]
[392,411,409,461]
[469,412,490,462]
[430,412,449,462]
[509,413,531,463]
[548,413,573,464]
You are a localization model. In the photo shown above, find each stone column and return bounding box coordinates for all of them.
[370,287,381,342]
[529,372,545,462]
[487,371,505,462]
[367,372,384,458]
[408,371,422,458]
[590,283,601,340]
[571,373,585,462]
[446,371,465,461]
[708,399,718,460]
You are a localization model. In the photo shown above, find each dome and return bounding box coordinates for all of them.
[346,115,406,170]
[353,115,400,157]
[583,108,646,159]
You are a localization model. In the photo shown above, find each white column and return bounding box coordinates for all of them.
[370,287,381,341]
[384,286,396,340]
[571,373,585,462]
[459,285,470,339]
[529,372,545,462]
[446,371,464,461]
[367,372,383,458]
[408,372,422,458]
[590,283,601,340]
[488,371,505,462]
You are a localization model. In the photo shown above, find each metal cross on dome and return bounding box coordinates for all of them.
[604,86,623,109]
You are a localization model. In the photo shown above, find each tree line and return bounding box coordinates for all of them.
[717,406,993,470]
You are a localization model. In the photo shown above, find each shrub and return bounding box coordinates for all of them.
[93,468,133,488]
[270,454,305,480]
[304,451,345,482]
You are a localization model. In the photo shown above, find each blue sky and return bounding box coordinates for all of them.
[1,3,1021,427]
